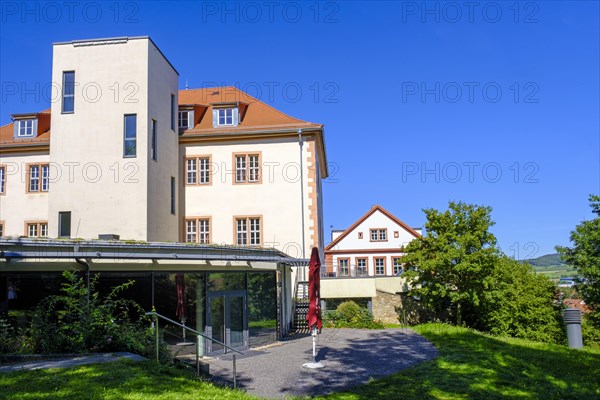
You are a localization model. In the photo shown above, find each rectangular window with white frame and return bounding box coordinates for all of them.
[356,258,368,276]
[179,110,193,130]
[26,222,48,238]
[235,216,261,246]
[218,108,234,126]
[370,228,387,242]
[338,258,349,277]
[185,156,211,185]
[185,217,211,244]
[234,153,261,184]
[27,164,49,193]
[374,257,386,275]
[393,257,403,275]
[62,71,75,113]
[17,120,35,137]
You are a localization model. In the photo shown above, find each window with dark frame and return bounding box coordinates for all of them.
[170,177,176,214]
[124,114,137,157]
[59,212,71,237]
[151,119,157,161]
[62,71,75,113]
[0,166,5,194]
[171,94,175,131]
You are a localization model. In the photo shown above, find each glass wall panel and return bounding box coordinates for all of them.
[247,272,277,346]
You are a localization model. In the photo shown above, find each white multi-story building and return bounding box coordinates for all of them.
[0,36,327,351]
[322,205,421,323]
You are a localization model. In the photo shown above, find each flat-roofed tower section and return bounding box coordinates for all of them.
[48,37,179,240]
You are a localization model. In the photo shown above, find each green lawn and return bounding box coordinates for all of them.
[0,360,257,400]
[1,324,599,400]
[319,324,600,400]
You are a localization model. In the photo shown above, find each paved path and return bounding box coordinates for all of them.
[205,328,438,399]
[0,352,145,372]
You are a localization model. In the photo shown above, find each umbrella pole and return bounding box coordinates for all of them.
[312,327,317,363]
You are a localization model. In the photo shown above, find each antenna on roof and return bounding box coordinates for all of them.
[185,80,189,90]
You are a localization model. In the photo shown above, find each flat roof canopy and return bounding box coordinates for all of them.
[0,239,309,272]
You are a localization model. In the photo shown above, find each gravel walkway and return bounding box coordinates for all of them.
[205,327,438,399]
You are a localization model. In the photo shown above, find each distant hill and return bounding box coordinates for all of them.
[523,253,565,267]
[521,253,576,279]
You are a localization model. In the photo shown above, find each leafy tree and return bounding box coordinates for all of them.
[403,202,499,327]
[557,194,600,326]
[482,257,564,343]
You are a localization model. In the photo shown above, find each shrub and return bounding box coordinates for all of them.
[23,271,160,356]
[323,301,384,329]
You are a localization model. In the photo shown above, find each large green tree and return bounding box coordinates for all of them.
[403,201,499,327]
[556,195,600,322]
[482,256,563,343]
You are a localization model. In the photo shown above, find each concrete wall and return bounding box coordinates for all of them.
[146,40,179,242]
[49,38,151,239]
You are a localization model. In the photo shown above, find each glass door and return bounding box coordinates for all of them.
[207,291,247,354]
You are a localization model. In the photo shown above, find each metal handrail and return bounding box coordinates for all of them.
[146,311,242,354]
[145,311,242,389]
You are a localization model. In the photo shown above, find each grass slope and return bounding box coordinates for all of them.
[320,324,600,400]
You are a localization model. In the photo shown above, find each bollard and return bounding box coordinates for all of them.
[563,308,583,349]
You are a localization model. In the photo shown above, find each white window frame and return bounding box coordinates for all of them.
[236,216,261,246]
[185,220,197,243]
[186,158,197,185]
[393,257,403,275]
[338,259,349,277]
[375,257,385,275]
[17,120,35,137]
[217,108,234,126]
[198,219,210,244]
[178,110,191,129]
[357,258,368,277]
[235,154,260,183]
[370,228,388,242]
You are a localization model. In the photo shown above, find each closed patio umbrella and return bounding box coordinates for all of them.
[304,247,324,369]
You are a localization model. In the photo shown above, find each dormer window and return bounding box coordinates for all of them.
[212,106,239,128]
[12,116,38,139]
[18,119,35,137]
[179,110,193,131]
[218,108,234,126]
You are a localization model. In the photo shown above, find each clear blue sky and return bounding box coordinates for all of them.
[1,1,598,258]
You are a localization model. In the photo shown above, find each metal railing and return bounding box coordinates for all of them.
[145,311,243,389]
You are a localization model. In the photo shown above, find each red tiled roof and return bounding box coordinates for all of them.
[178,86,322,135]
[0,87,322,148]
[0,109,51,147]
